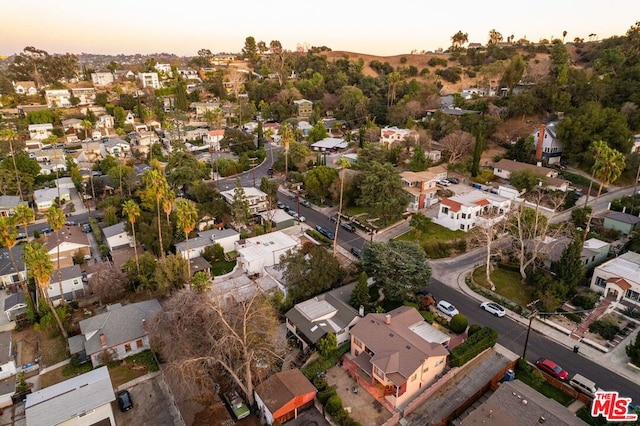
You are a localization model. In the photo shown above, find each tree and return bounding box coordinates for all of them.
[14,204,34,241]
[191,271,211,294]
[357,162,409,226]
[488,29,503,45]
[508,136,535,162]
[122,200,141,273]
[553,238,585,292]
[304,166,339,203]
[361,241,431,301]
[439,130,474,163]
[46,206,66,307]
[317,333,337,358]
[450,314,468,334]
[473,217,508,291]
[22,241,67,338]
[231,180,250,228]
[141,169,169,257]
[277,245,344,304]
[332,157,351,256]
[500,54,525,94]
[450,31,469,50]
[307,121,329,143]
[153,254,188,297]
[242,36,260,69]
[176,199,199,279]
[407,145,429,172]
[88,263,127,305]
[350,272,370,310]
[509,169,546,192]
[0,129,23,200]
[151,288,284,405]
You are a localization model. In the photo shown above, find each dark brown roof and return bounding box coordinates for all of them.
[254,369,316,413]
[45,227,90,251]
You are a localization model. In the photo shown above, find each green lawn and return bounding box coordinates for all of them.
[211,260,237,275]
[472,266,535,307]
[395,222,467,245]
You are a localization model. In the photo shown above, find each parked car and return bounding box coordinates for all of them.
[224,390,250,420]
[41,227,52,234]
[341,222,356,233]
[480,301,506,317]
[436,300,459,317]
[300,200,311,208]
[436,179,451,187]
[329,215,339,223]
[315,226,335,240]
[552,163,567,170]
[298,215,306,222]
[83,224,91,233]
[535,357,569,380]
[350,247,362,258]
[116,390,133,412]
[290,211,300,220]
[277,201,285,209]
[65,220,76,226]
[446,177,460,184]
[16,233,27,241]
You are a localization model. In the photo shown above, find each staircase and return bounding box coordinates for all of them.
[571,297,613,340]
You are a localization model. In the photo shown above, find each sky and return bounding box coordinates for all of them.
[2,1,639,58]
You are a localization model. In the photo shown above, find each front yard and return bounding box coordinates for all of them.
[472,265,535,308]
[395,222,469,258]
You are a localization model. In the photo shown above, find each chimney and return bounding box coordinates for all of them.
[142,318,148,334]
[385,314,391,325]
[100,333,107,347]
[359,305,365,317]
[535,123,545,160]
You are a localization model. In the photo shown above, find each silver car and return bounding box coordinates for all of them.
[480,301,506,317]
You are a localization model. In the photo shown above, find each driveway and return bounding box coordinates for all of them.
[114,373,182,426]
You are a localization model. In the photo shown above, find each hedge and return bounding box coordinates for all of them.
[449,326,498,367]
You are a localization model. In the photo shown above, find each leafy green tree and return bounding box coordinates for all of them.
[350,272,370,309]
[231,179,250,228]
[304,166,339,202]
[174,81,188,111]
[123,251,157,292]
[152,254,188,297]
[553,238,585,292]
[166,151,208,191]
[500,54,526,94]
[407,145,429,172]
[113,106,126,129]
[191,272,211,294]
[307,121,329,143]
[509,169,546,192]
[357,162,409,226]
[317,333,337,357]
[508,136,535,162]
[220,128,257,154]
[361,241,431,301]
[242,36,260,69]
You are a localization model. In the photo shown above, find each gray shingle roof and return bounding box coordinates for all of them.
[605,211,640,225]
[25,366,115,426]
[102,222,126,239]
[0,245,24,277]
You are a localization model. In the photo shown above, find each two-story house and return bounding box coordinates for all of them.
[138,72,160,89]
[590,251,640,306]
[220,187,269,214]
[97,114,114,130]
[45,227,91,268]
[28,123,54,140]
[101,137,130,158]
[203,129,225,151]
[400,166,447,211]
[91,72,115,86]
[434,190,511,232]
[533,122,562,165]
[380,126,418,146]
[293,99,313,119]
[348,306,449,409]
[13,81,38,96]
[70,87,96,105]
[235,231,300,276]
[44,89,72,108]
[45,264,85,303]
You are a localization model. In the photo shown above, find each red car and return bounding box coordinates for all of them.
[535,357,569,380]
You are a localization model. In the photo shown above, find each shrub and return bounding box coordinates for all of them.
[421,310,435,324]
[467,324,482,337]
[450,314,468,334]
[589,319,620,341]
[450,326,498,367]
[326,395,343,416]
[318,388,337,405]
[572,292,599,310]
[626,333,640,366]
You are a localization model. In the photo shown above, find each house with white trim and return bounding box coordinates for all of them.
[380,126,418,145]
[235,231,300,276]
[532,122,562,164]
[175,228,240,260]
[33,187,71,211]
[138,72,160,89]
[434,190,511,232]
[45,264,85,303]
[44,89,72,108]
[590,251,640,306]
[220,187,269,214]
[28,123,54,140]
[91,72,114,86]
[400,166,447,211]
[103,222,133,251]
[13,81,38,96]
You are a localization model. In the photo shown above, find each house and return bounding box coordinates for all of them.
[185,128,209,141]
[4,292,27,321]
[533,122,562,164]
[70,87,96,105]
[0,246,26,290]
[603,211,640,235]
[62,118,83,134]
[400,166,447,211]
[293,99,313,119]
[44,89,72,108]
[38,159,67,175]
[541,237,610,271]
[45,228,90,268]
[97,114,114,129]
[44,264,84,303]
[138,72,160,89]
[297,121,313,136]
[32,187,71,211]
[590,251,640,305]
[235,231,300,276]
[258,209,295,231]
[203,129,225,151]
[13,81,38,96]
[348,306,449,409]
[380,126,418,145]
[68,299,162,367]
[103,222,133,251]
[460,88,488,99]
[124,111,135,125]
[154,63,173,77]
[461,379,586,426]
[492,159,558,180]
[28,123,54,140]
[434,190,511,232]
[91,72,114,86]
[135,130,159,154]
[220,187,269,214]
[175,228,240,260]
[0,196,27,217]
[285,284,362,352]
[101,137,130,157]
[0,332,17,383]
[254,369,317,425]
[309,137,348,152]
[25,366,116,426]
[190,101,222,118]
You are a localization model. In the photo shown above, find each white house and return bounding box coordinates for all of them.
[235,231,300,276]
[13,81,38,96]
[33,187,71,211]
[309,137,348,152]
[91,72,114,86]
[101,137,130,157]
[175,228,240,260]
[434,190,511,232]
[533,122,563,164]
[97,114,114,129]
[220,187,269,214]
[28,123,54,141]
[590,251,640,306]
[44,89,72,108]
[203,129,225,151]
[138,72,160,89]
[380,126,418,145]
[0,332,17,384]
[103,222,133,251]
[25,366,116,426]
[45,264,84,303]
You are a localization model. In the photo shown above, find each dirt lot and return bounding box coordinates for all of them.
[12,328,67,369]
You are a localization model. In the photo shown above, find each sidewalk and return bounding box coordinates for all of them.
[431,250,640,385]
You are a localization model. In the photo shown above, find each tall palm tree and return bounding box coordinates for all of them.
[333,158,350,257]
[122,200,141,273]
[176,199,199,279]
[47,206,66,306]
[23,241,67,338]
[582,141,608,209]
[142,169,169,257]
[162,188,176,227]
[583,141,626,242]
[14,204,35,241]
[0,217,32,308]
[0,129,23,201]
[81,119,93,140]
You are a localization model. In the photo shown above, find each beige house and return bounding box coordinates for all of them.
[45,227,91,268]
[492,158,569,193]
[348,306,449,409]
[400,166,447,211]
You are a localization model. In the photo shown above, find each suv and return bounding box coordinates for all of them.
[116,390,133,412]
[535,357,568,380]
[341,222,356,233]
[436,300,459,317]
[315,226,335,240]
[350,247,362,258]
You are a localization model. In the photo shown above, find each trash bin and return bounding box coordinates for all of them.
[573,345,580,354]
[503,369,515,382]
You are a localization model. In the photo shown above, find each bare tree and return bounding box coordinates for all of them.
[151,288,285,405]
[88,263,128,305]
[439,130,474,163]
[473,217,509,291]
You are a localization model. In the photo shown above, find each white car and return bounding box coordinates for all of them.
[480,301,506,317]
[437,179,451,187]
[437,300,459,317]
[290,211,299,219]
[298,215,306,222]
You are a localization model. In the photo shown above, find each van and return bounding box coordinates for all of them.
[569,373,601,398]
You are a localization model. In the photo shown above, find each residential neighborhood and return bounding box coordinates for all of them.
[0,19,639,426]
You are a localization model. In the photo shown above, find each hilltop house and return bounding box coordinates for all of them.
[348,306,449,409]
[400,166,448,211]
[44,89,71,108]
[13,81,38,96]
[91,72,115,86]
[138,72,160,89]
[434,190,511,232]
[293,99,313,119]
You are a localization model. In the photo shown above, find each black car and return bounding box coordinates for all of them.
[446,177,459,184]
[350,247,362,258]
[116,390,133,412]
[341,222,356,233]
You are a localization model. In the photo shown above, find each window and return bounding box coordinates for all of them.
[124,343,132,352]
[411,374,417,382]
[373,365,384,379]
[459,224,465,230]
[626,289,640,302]
[461,213,467,219]
[442,207,449,214]
[435,359,444,366]
[73,279,79,286]
[353,337,363,348]
[136,339,144,349]
[595,277,606,288]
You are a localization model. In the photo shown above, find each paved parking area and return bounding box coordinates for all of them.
[114,374,180,426]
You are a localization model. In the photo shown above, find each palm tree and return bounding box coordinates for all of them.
[23,241,67,338]
[0,129,23,201]
[14,204,34,242]
[81,119,93,140]
[162,188,176,227]
[582,141,608,209]
[0,216,32,308]
[280,124,294,182]
[142,169,169,257]
[47,206,66,306]
[122,200,141,273]
[176,199,199,279]
[583,142,626,242]
[333,158,350,257]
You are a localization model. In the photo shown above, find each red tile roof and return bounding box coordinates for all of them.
[441,198,462,212]
[607,277,631,291]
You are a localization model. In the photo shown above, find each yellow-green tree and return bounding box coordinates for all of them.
[46,206,66,306]
[0,129,23,200]
[176,199,199,279]
[142,169,169,257]
[23,241,67,338]
[122,200,141,273]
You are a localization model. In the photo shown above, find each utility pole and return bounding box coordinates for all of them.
[249,157,257,187]
[522,300,540,360]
